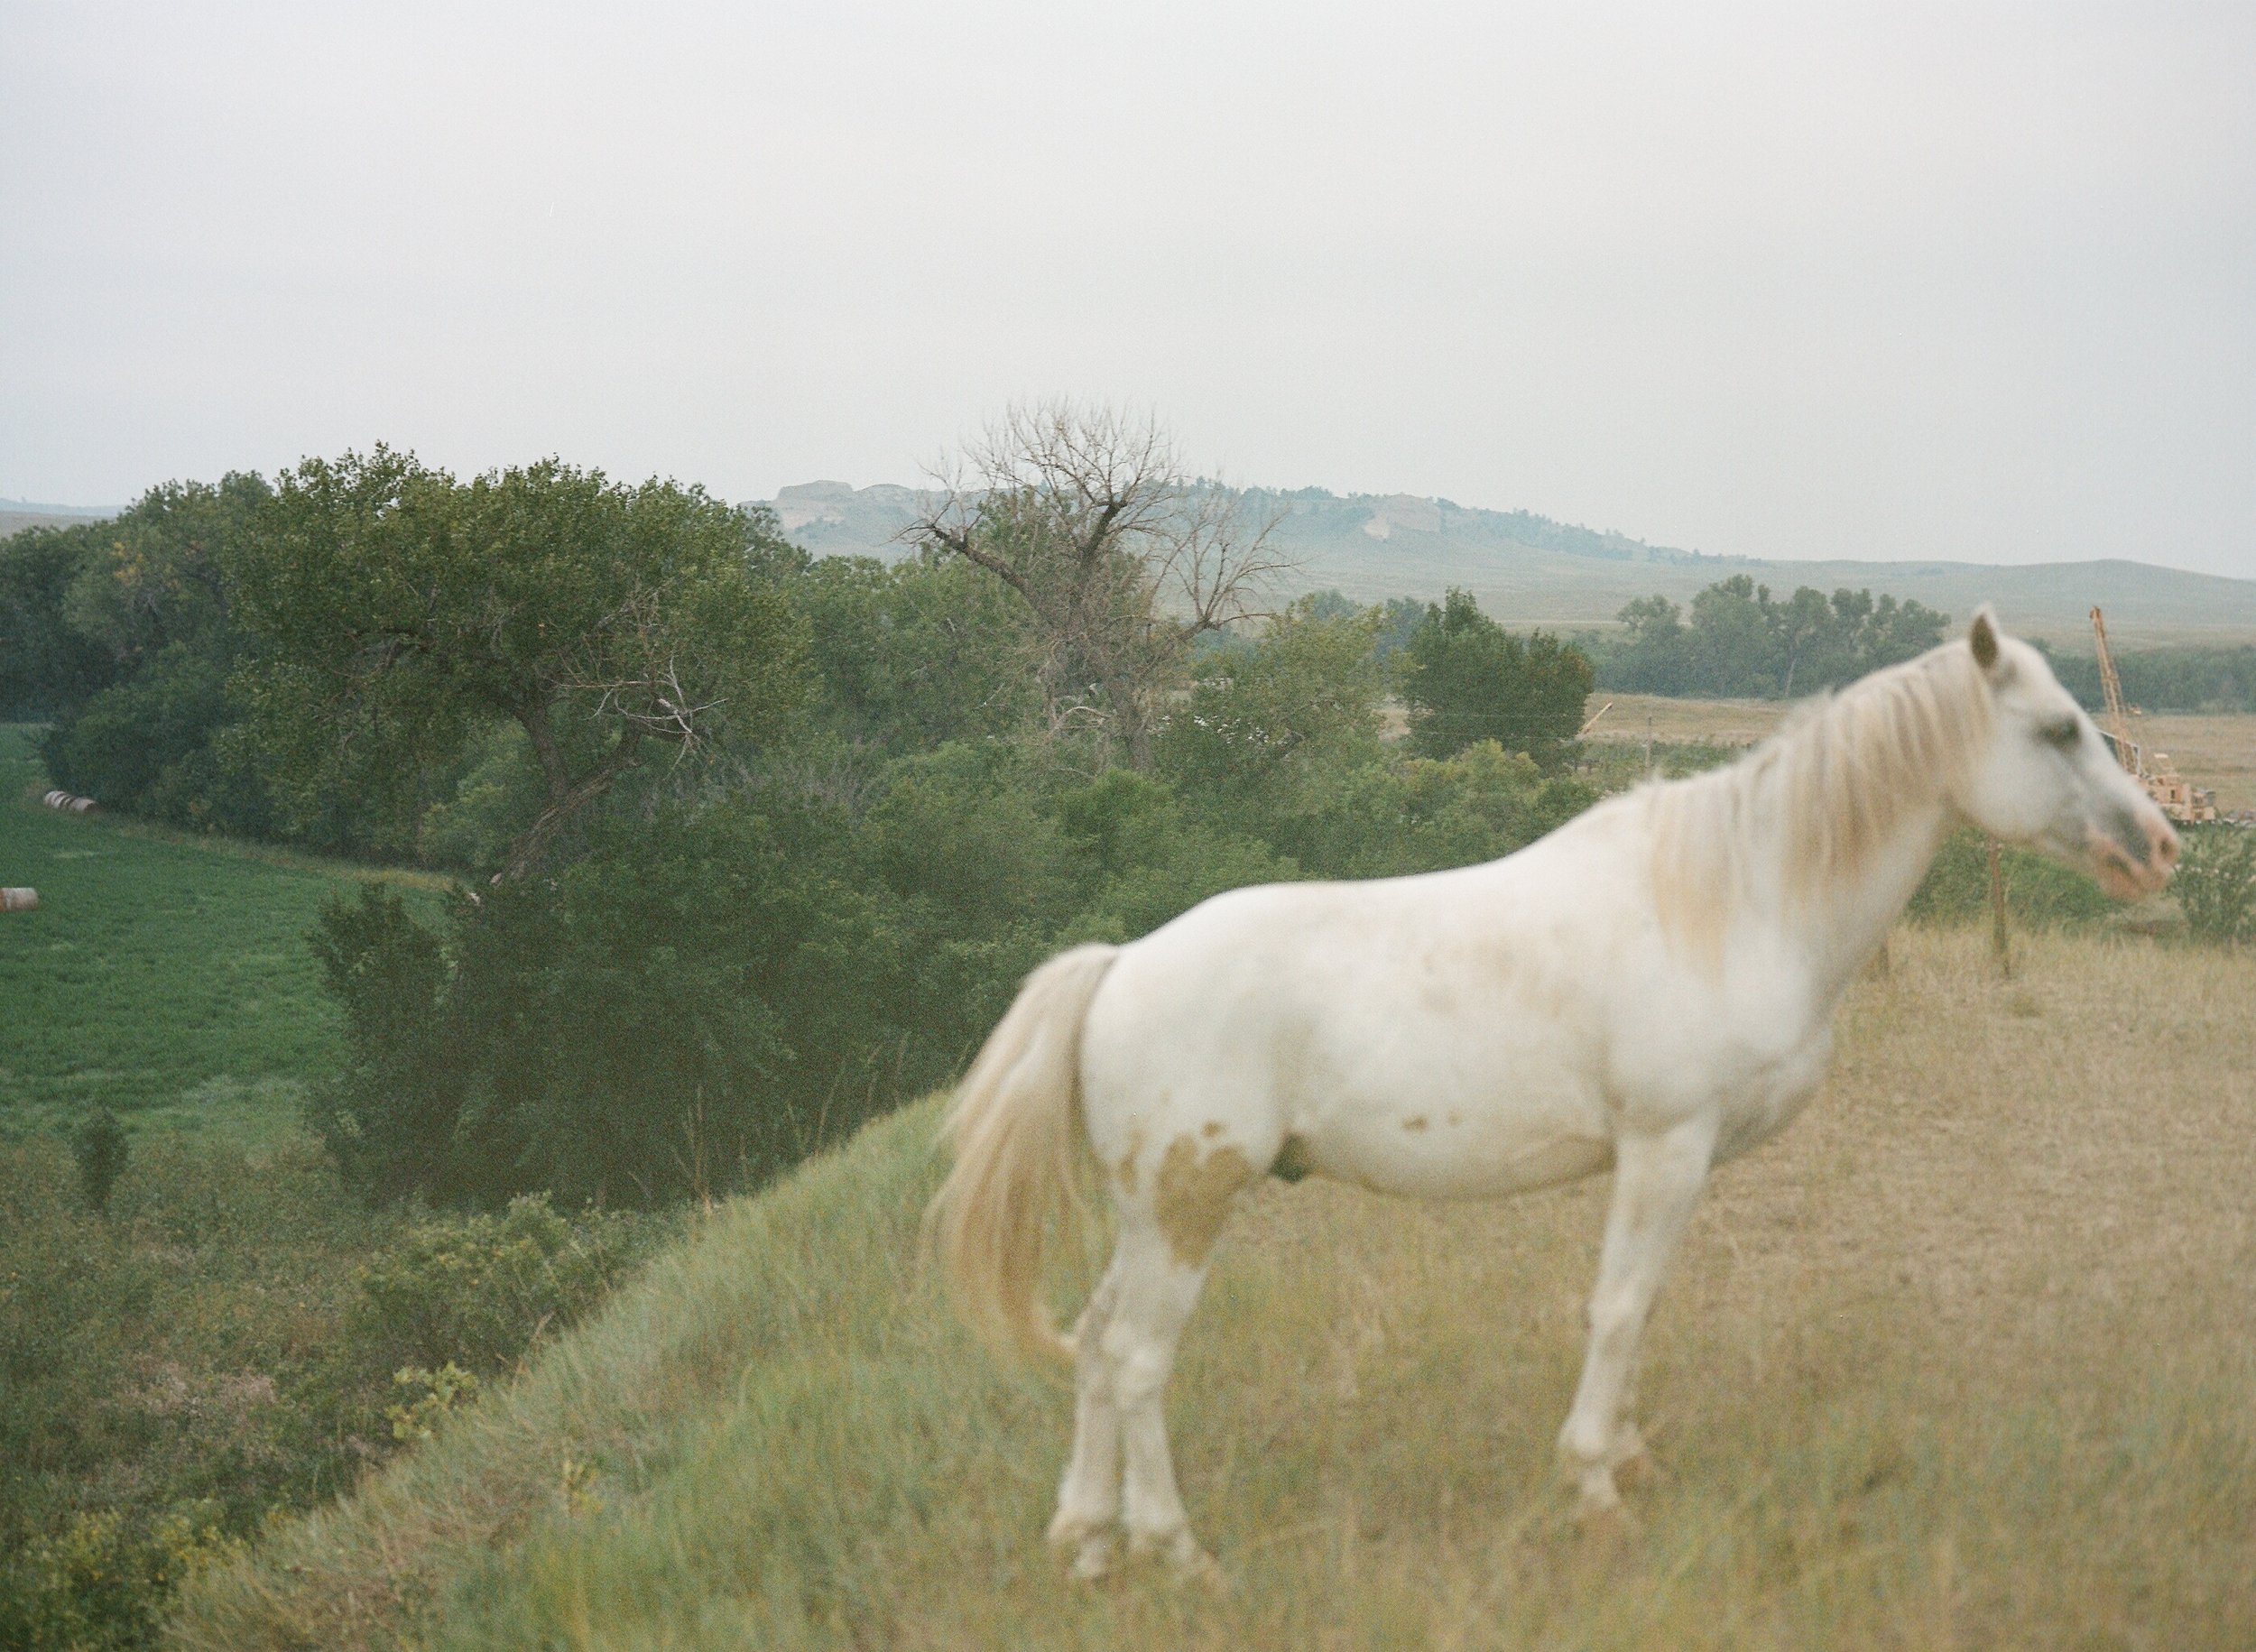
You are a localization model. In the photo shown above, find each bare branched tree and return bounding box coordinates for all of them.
[906,401,1292,768]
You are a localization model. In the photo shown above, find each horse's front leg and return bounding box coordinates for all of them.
[1557,1114,1718,1519]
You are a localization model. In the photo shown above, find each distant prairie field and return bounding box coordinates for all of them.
[176,926,2256,1651]
[1586,697,2256,812]
[0,726,446,1142]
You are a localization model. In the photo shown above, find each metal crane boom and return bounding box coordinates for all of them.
[2089,605,2138,775]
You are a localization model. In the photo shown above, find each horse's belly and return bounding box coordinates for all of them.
[1301,1110,1615,1202]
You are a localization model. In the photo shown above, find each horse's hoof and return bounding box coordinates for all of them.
[1573,1496,1642,1554]
[1612,1448,1661,1493]
[1170,1545,1227,1593]
[1125,1527,1224,1590]
[1066,1531,1121,1583]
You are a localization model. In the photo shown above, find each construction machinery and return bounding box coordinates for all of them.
[2089,606,2218,824]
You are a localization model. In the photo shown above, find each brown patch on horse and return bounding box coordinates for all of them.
[1114,1124,1145,1197]
[1403,1115,1429,1132]
[1154,1136,1255,1267]
[1201,1121,1224,1138]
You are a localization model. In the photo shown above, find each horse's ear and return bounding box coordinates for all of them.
[1968,607,2002,675]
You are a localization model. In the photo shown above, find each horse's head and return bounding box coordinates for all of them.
[1952,609,2178,900]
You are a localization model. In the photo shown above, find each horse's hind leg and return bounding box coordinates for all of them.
[1101,1222,1223,1581]
[1047,1260,1124,1578]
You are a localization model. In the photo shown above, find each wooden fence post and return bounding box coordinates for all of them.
[1987,836,2011,977]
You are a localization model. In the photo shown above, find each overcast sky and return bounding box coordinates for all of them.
[4,2,2251,576]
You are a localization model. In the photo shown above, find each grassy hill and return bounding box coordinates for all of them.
[172,926,2256,1650]
[0,726,446,1143]
[761,482,2256,646]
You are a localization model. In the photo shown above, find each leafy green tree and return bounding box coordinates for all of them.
[310,795,922,1207]
[1049,769,1299,942]
[1399,589,1594,768]
[225,451,809,880]
[796,551,1039,752]
[37,476,281,834]
[0,525,115,717]
[1160,597,1386,797]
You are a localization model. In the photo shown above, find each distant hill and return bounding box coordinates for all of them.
[749,481,2256,647]
[0,499,116,540]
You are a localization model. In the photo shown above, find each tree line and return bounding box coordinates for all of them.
[1592,576,1952,698]
[1580,573,2255,712]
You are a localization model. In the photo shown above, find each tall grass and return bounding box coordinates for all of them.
[174,927,2256,1650]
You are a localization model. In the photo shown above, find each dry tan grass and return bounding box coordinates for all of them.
[1582,692,1791,749]
[174,927,2256,1651]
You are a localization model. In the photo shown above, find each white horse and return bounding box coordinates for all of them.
[927,612,2177,1582]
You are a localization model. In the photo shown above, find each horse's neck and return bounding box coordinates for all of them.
[1782,794,1956,1001]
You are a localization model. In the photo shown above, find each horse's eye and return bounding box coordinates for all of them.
[2041,718,2080,750]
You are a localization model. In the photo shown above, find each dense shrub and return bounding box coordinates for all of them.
[348,1195,652,1378]
[2175,828,2256,946]
[1051,768,1299,942]
[69,1111,128,1214]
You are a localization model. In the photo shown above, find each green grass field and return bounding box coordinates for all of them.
[172,926,2256,1651]
[0,726,447,1143]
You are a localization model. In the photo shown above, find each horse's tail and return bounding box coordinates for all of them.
[926,943,1120,1366]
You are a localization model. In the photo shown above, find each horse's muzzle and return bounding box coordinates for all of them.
[2086,809,2178,900]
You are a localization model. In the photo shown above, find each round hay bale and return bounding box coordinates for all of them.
[2,888,37,913]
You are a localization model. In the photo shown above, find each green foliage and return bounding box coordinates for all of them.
[309,792,926,1206]
[42,640,279,837]
[796,552,1039,752]
[1161,597,1385,797]
[1399,589,1594,768]
[0,524,116,718]
[1602,576,1949,698]
[69,1110,128,1214]
[1052,769,1299,942]
[1906,829,2114,930]
[0,1136,384,1649]
[0,1500,244,1652]
[2174,828,2256,946]
[385,1364,480,1444]
[31,476,301,839]
[411,721,549,874]
[223,450,810,874]
[351,1195,650,1378]
[0,1134,654,1650]
[2040,641,2256,715]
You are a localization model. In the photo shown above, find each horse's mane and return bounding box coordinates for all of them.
[1647,642,1992,962]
